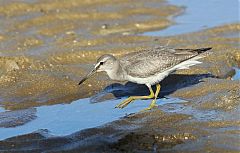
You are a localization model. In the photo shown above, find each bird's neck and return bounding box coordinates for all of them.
[106,62,125,81]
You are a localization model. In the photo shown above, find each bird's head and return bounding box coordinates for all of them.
[78,54,117,85]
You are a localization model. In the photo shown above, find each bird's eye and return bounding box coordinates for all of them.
[99,62,104,65]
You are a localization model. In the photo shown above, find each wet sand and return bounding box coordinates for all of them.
[0,0,239,152]
[0,0,181,110]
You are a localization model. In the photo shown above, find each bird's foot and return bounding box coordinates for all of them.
[140,104,158,112]
[115,97,134,109]
[140,99,158,112]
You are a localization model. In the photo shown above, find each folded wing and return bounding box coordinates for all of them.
[120,47,211,78]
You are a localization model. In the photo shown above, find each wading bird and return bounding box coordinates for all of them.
[79,46,212,111]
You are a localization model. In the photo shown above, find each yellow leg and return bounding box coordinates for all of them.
[115,86,154,109]
[141,83,161,111]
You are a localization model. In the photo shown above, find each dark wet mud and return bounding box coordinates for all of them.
[0,0,239,152]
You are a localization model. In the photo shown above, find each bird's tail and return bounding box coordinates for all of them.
[191,47,212,54]
[175,47,212,70]
[186,47,212,63]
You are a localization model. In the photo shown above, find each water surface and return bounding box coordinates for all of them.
[144,0,239,36]
[0,107,4,113]
[232,68,240,80]
[0,97,185,140]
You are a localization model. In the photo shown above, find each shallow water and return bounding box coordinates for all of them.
[0,97,185,140]
[0,107,4,113]
[144,0,239,36]
[232,68,240,80]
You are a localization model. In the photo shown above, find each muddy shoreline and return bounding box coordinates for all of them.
[0,0,239,152]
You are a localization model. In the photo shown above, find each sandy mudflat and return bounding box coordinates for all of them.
[0,0,239,152]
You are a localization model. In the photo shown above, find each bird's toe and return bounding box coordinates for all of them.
[140,104,158,112]
[115,98,133,109]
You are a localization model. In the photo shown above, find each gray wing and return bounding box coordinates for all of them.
[120,47,201,78]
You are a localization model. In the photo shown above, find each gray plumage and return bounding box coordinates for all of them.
[78,46,212,110]
[120,47,210,78]
[79,46,212,86]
